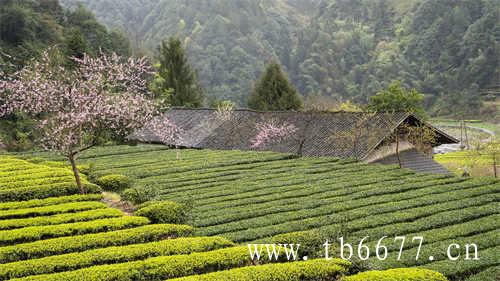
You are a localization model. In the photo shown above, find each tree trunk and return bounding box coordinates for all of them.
[494,153,497,179]
[68,153,85,194]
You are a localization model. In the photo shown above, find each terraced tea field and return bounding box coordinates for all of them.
[7,145,500,280]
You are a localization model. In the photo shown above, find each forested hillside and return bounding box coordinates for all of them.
[60,0,499,117]
[0,0,130,72]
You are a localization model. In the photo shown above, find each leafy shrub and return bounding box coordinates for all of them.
[95,174,131,192]
[77,164,92,175]
[0,182,101,202]
[0,208,123,230]
[0,216,149,246]
[0,224,193,263]
[13,246,279,281]
[135,201,189,224]
[271,230,324,259]
[0,201,107,220]
[0,236,233,279]
[343,268,448,281]
[171,259,351,281]
[0,194,102,211]
[122,186,158,204]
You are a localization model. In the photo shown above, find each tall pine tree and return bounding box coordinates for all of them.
[156,37,203,108]
[248,62,303,111]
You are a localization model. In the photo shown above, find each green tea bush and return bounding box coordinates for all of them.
[0,182,101,202]
[0,216,149,246]
[0,194,102,210]
[0,201,107,220]
[95,174,131,192]
[0,236,233,279]
[122,186,159,204]
[343,268,448,281]
[170,259,351,281]
[464,266,499,281]
[0,224,193,263]
[135,201,188,224]
[12,246,276,281]
[0,208,123,230]
[271,230,325,259]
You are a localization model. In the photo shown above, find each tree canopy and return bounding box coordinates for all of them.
[368,81,426,118]
[155,37,203,108]
[248,62,303,111]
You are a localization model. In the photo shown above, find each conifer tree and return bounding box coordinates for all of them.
[156,37,203,107]
[248,62,303,111]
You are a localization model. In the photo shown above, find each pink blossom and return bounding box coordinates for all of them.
[250,119,297,148]
[0,49,172,156]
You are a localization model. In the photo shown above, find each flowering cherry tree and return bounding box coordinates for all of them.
[250,119,297,148]
[0,50,164,193]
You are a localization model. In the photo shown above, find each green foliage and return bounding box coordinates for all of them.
[63,28,90,64]
[136,201,189,224]
[13,246,277,281]
[0,201,107,220]
[0,224,193,263]
[368,81,426,117]
[0,194,102,211]
[171,259,351,281]
[95,174,131,192]
[271,230,324,259]
[155,37,203,107]
[59,0,497,117]
[0,208,123,230]
[343,268,448,281]
[0,216,150,246]
[248,62,303,111]
[0,157,100,202]
[0,0,130,72]
[122,186,159,204]
[0,236,231,279]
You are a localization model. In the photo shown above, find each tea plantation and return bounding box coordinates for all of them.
[5,145,500,280]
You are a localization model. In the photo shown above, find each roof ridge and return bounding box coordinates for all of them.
[169,107,408,115]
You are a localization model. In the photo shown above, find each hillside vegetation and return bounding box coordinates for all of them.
[11,145,500,280]
[0,153,462,280]
[60,0,499,117]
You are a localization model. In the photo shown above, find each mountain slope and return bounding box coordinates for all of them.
[60,0,499,117]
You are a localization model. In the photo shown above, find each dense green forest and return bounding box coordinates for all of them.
[0,0,131,150]
[59,0,499,117]
[0,0,130,72]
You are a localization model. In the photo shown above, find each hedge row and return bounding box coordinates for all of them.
[0,236,234,279]
[421,245,500,279]
[0,182,101,202]
[195,174,456,228]
[0,208,124,230]
[143,159,344,193]
[0,194,102,211]
[11,246,278,281]
[343,268,448,281]
[170,259,351,281]
[195,174,452,230]
[0,224,193,263]
[94,152,292,179]
[0,201,107,220]
[464,266,499,281]
[160,162,380,203]
[188,165,405,211]
[228,191,498,242]
[0,216,150,246]
[0,171,74,185]
[0,175,78,189]
[369,229,498,270]
[209,184,495,242]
